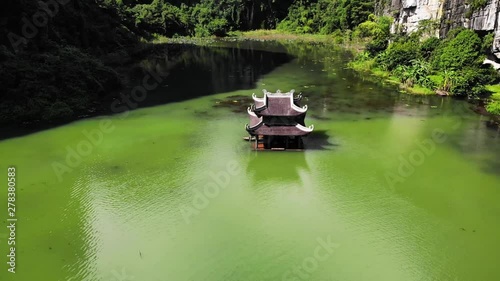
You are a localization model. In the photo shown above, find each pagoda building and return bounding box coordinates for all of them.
[246,89,314,150]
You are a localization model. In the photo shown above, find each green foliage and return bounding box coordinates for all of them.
[376,40,420,70]
[444,27,467,40]
[43,101,74,121]
[0,46,120,123]
[127,0,194,36]
[414,19,439,38]
[355,51,372,62]
[277,0,375,34]
[419,37,440,59]
[432,64,499,96]
[104,0,295,37]
[189,0,239,37]
[482,32,494,53]
[347,8,499,100]
[486,100,500,115]
[355,15,392,55]
[366,38,388,56]
[449,67,496,97]
[277,0,317,34]
[437,70,459,92]
[432,29,482,70]
[355,15,392,38]
[469,0,488,10]
[466,0,488,18]
[392,59,433,88]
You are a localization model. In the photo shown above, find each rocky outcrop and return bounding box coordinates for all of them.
[469,0,500,58]
[378,0,500,59]
[439,0,468,36]
[470,0,498,30]
[391,0,443,34]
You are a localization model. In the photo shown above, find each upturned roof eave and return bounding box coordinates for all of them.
[248,124,314,136]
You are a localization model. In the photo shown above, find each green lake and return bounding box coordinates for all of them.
[1,41,500,281]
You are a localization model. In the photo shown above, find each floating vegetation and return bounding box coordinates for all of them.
[213,95,253,113]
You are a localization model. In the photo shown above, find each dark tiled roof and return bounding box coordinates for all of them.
[253,90,307,117]
[246,90,313,136]
[247,108,262,128]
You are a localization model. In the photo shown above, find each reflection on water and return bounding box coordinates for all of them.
[303,130,337,150]
[247,152,310,184]
[128,45,293,107]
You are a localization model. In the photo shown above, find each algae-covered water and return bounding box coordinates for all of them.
[1,41,500,281]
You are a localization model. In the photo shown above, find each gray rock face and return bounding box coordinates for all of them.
[439,0,468,37]
[378,0,500,59]
[390,0,443,34]
[470,0,498,30]
[494,29,500,58]
[403,0,418,8]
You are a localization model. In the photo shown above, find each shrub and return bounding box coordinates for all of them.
[276,1,317,33]
[420,37,440,59]
[355,51,371,62]
[449,67,492,97]
[42,101,74,121]
[0,46,121,124]
[415,19,439,38]
[486,100,500,115]
[466,0,488,18]
[432,29,482,70]
[356,19,380,38]
[331,29,346,44]
[195,18,229,37]
[376,40,420,70]
[392,59,433,88]
[437,70,460,92]
[445,27,467,40]
[278,0,376,34]
[355,15,392,56]
[366,38,388,56]
[482,32,494,53]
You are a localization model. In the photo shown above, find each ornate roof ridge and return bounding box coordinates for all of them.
[252,89,307,115]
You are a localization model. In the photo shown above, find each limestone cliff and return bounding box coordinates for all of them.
[377,0,500,58]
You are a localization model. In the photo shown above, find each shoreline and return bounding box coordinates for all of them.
[224,30,500,125]
[3,32,499,140]
[162,31,500,127]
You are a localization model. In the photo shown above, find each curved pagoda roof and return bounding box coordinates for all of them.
[246,122,314,136]
[246,89,313,136]
[251,89,307,117]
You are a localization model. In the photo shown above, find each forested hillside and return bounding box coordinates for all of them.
[0,0,141,124]
[1,0,499,127]
[102,0,295,36]
[0,0,376,126]
[99,0,374,37]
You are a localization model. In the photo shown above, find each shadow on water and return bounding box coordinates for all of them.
[128,45,293,107]
[484,158,500,176]
[304,130,337,150]
[246,151,309,184]
[0,44,293,140]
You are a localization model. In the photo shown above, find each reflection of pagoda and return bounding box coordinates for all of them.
[245,89,314,150]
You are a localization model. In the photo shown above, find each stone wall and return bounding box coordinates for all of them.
[377,0,500,59]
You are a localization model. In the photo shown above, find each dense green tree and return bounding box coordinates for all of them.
[376,40,421,70]
[277,0,375,34]
[355,15,392,55]
[432,29,482,70]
